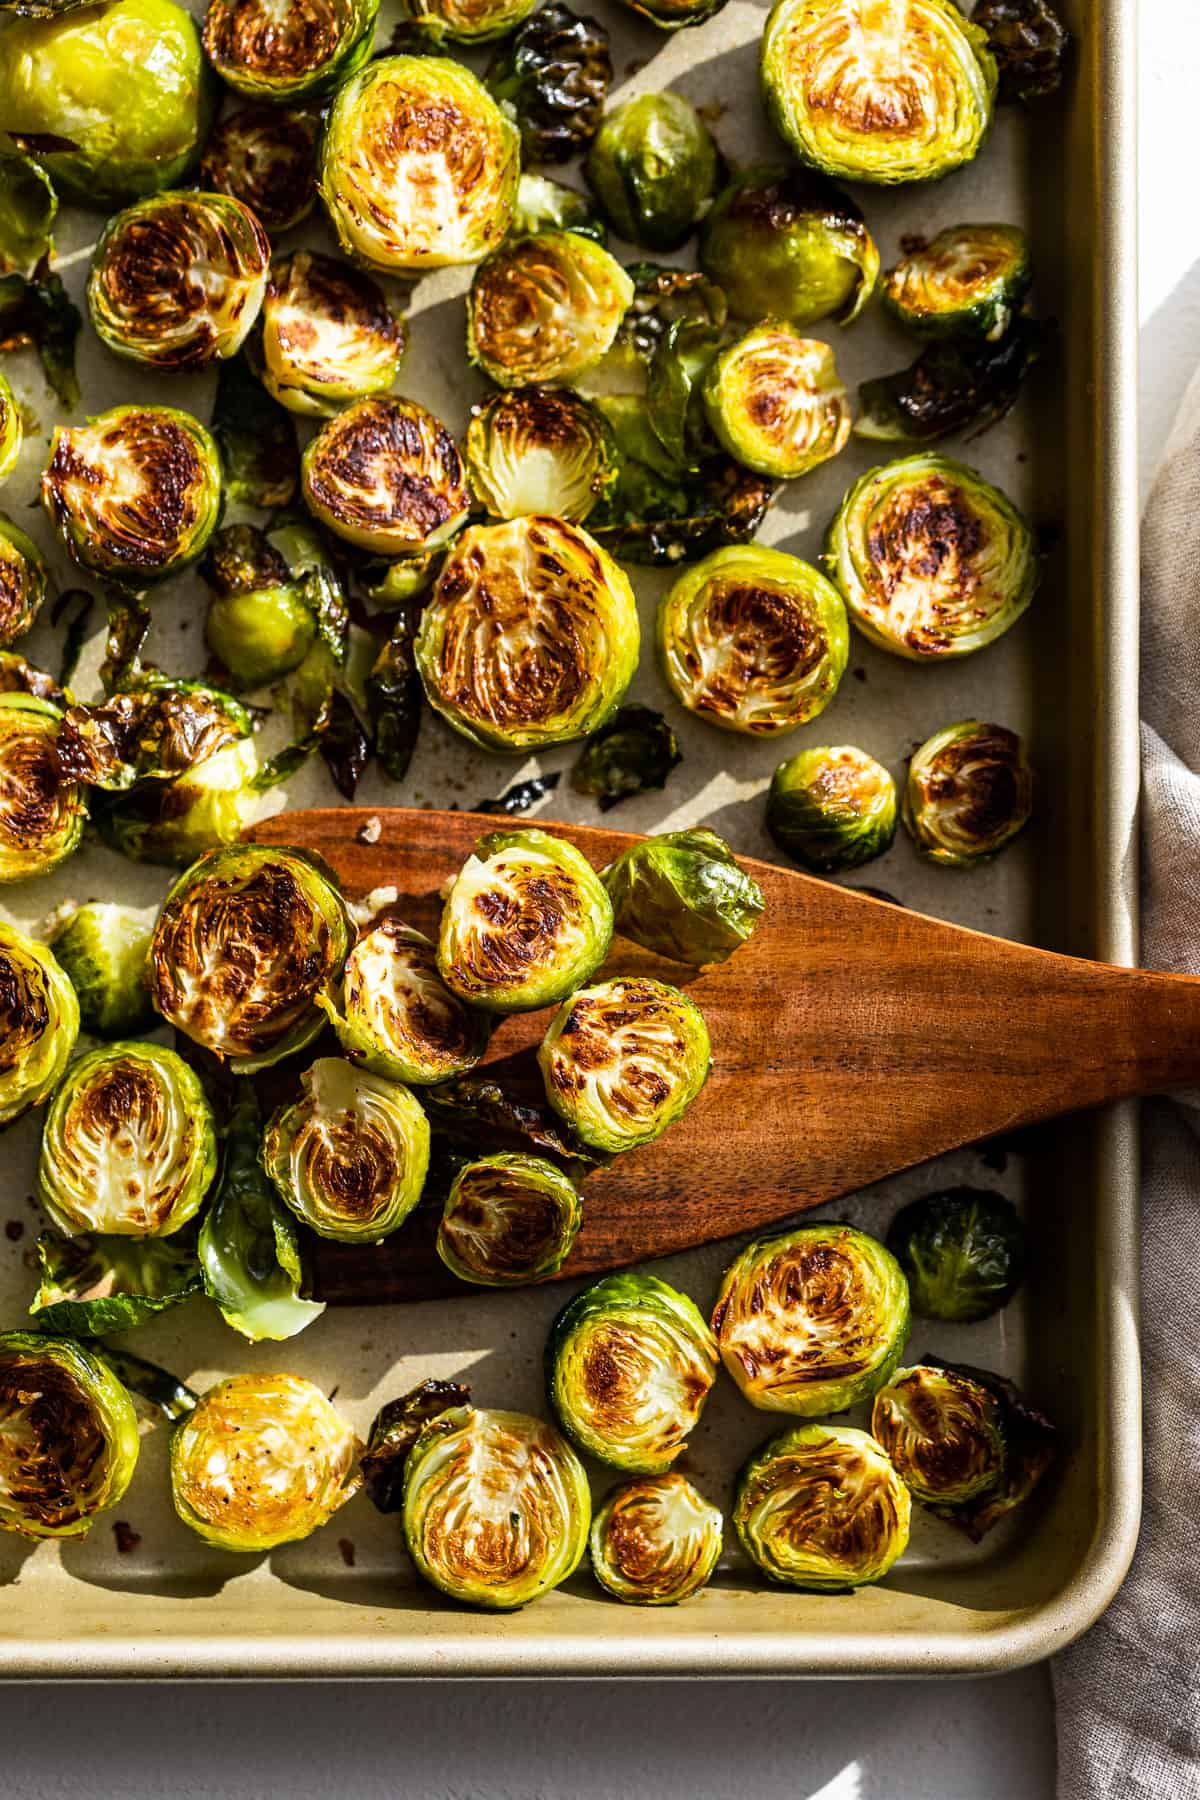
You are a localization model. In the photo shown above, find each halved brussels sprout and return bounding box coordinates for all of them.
[437,826,613,1013]
[510,172,606,243]
[0,694,86,883]
[659,545,849,736]
[485,3,611,164]
[437,1151,582,1285]
[903,720,1032,864]
[700,165,878,327]
[31,1227,202,1337]
[320,56,519,272]
[199,105,319,233]
[404,1405,590,1609]
[571,706,681,812]
[466,389,617,524]
[703,324,850,481]
[882,224,1032,341]
[42,405,222,586]
[603,827,764,966]
[0,922,79,1128]
[468,231,634,388]
[202,0,378,103]
[415,517,639,752]
[973,0,1069,102]
[825,454,1037,660]
[613,0,727,28]
[88,191,269,371]
[46,904,154,1039]
[766,744,897,873]
[91,735,263,869]
[0,1333,139,1539]
[590,1474,723,1605]
[302,396,469,557]
[734,1423,910,1590]
[0,515,50,648]
[171,1373,361,1552]
[0,152,57,279]
[713,1223,910,1415]
[886,1187,1025,1321]
[0,0,214,208]
[855,317,1047,445]
[0,375,21,486]
[585,93,719,254]
[148,843,351,1072]
[393,0,537,44]
[761,0,997,185]
[547,1272,717,1473]
[318,916,489,1086]
[259,251,406,418]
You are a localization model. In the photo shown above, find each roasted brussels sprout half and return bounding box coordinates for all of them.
[199,105,319,233]
[886,1187,1025,1321]
[735,1423,910,1590]
[700,165,878,327]
[0,1333,139,1539]
[468,232,634,388]
[903,720,1033,865]
[437,1151,582,1285]
[0,515,50,648]
[0,376,21,486]
[466,388,617,524]
[713,1223,910,1415]
[585,93,719,254]
[46,903,154,1038]
[856,318,1047,445]
[590,1474,722,1605]
[766,744,897,873]
[320,56,519,272]
[761,0,997,185]
[0,922,79,1128]
[603,827,764,966]
[485,3,611,164]
[659,545,849,736]
[171,1373,360,1552]
[438,826,613,1013]
[360,1377,471,1513]
[415,517,639,752]
[393,0,537,44]
[302,396,469,557]
[973,0,1069,102]
[613,0,727,29]
[703,324,850,481]
[148,843,351,1072]
[318,916,489,1086]
[571,706,681,812]
[882,224,1032,341]
[0,694,86,883]
[0,152,57,279]
[202,0,378,102]
[403,1405,590,1608]
[259,251,406,418]
[32,1227,201,1337]
[510,172,606,243]
[825,454,1037,660]
[548,1273,717,1472]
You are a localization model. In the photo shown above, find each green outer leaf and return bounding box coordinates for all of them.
[211,354,300,510]
[0,152,56,277]
[31,1229,202,1337]
[0,271,80,406]
[95,1344,198,1422]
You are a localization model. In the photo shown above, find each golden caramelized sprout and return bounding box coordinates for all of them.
[318,916,489,1086]
[259,251,406,418]
[766,744,897,873]
[199,105,320,234]
[882,224,1032,341]
[465,388,617,524]
[301,395,469,556]
[0,695,86,883]
[590,1474,723,1605]
[903,720,1033,864]
[703,324,851,480]
[436,1151,582,1286]
[467,231,634,388]
[202,0,379,103]
[0,515,51,649]
[0,1333,139,1539]
[871,1363,1006,1506]
[735,1423,911,1589]
[0,922,80,1129]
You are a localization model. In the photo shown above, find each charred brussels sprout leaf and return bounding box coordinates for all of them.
[366,615,423,782]
[0,694,86,882]
[485,3,611,164]
[972,0,1069,102]
[713,1223,910,1414]
[856,319,1048,445]
[589,447,776,568]
[419,1073,605,1173]
[603,827,764,966]
[510,172,606,243]
[735,1423,910,1589]
[0,652,66,705]
[318,916,489,1086]
[466,388,617,524]
[202,0,378,102]
[767,744,897,873]
[0,152,57,277]
[259,251,406,418]
[32,1229,202,1337]
[211,355,300,511]
[199,105,319,233]
[585,93,719,254]
[548,1273,717,1472]
[0,375,21,486]
[903,720,1033,864]
[886,1187,1025,1321]
[302,396,469,557]
[47,902,154,1037]
[392,0,537,45]
[700,165,878,327]
[0,271,81,408]
[0,514,51,648]
[590,1474,722,1605]
[469,232,634,388]
[571,705,681,812]
[0,1333,139,1538]
[360,1378,471,1513]
[437,1151,582,1286]
[57,683,253,792]
[704,323,851,480]
[477,772,561,815]
[0,922,79,1127]
[644,315,723,474]
[882,224,1032,340]
[95,1345,197,1423]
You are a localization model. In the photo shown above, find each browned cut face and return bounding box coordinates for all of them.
[307,399,466,543]
[0,948,49,1079]
[44,412,210,575]
[0,720,74,862]
[203,0,352,81]
[0,1355,105,1534]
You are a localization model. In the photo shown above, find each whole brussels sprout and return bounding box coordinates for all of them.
[319,916,489,1087]
[38,1041,217,1237]
[199,105,320,233]
[0,0,215,208]
[825,453,1038,660]
[320,56,519,272]
[0,1333,139,1539]
[658,545,849,736]
[0,514,50,647]
[31,1227,201,1338]
[47,903,155,1038]
[258,251,406,418]
[903,720,1033,864]
[882,224,1032,341]
[403,1406,590,1609]
[466,388,617,524]
[547,1272,718,1473]
[700,165,878,327]
[201,516,347,691]
[415,517,639,752]
[393,0,537,43]
[766,744,897,873]
[585,93,719,253]
[886,1187,1025,1321]
[171,1373,361,1552]
[202,0,378,103]
[761,0,997,185]
[0,377,21,486]
[485,2,611,162]
[0,921,80,1128]
[468,231,634,388]
[973,0,1069,102]
[712,1223,910,1415]
[437,1151,583,1286]
[0,694,86,883]
[302,396,469,557]
[735,1423,910,1590]
[703,323,851,480]
[603,827,764,966]
[590,1474,723,1605]
[437,826,613,1013]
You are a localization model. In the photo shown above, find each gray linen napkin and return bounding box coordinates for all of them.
[1052,370,1200,1796]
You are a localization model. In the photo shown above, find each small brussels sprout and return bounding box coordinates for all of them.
[903,720,1033,865]
[825,454,1038,660]
[393,0,537,44]
[734,1423,910,1590]
[199,105,319,233]
[205,585,314,692]
[0,921,79,1128]
[415,517,639,752]
[468,232,634,388]
[437,1151,582,1285]
[46,903,154,1037]
[403,1405,590,1608]
[171,1373,361,1552]
[603,827,764,966]
[571,706,681,812]
[590,1474,722,1605]
[973,0,1069,102]
[855,318,1047,445]
[466,388,617,524]
[613,0,727,28]
[510,172,606,243]
[886,1187,1025,1321]
[201,516,347,691]
[31,1228,201,1337]
[0,375,21,486]
[320,56,519,272]
[703,324,850,481]
[585,93,719,254]
[882,224,1032,341]
[302,396,469,558]
[0,152,57,279]
[438,826,613,1013]
[766,745,897,873]
[0,514,50,648]
[713,1223,910,1415]
[259,251,406,419]
[318,916,489,1086]
[547,1272,717,1472]
[485,2,611,164]
[0,694,86,883]
[0,1333,139,1538]
[659,545,849,736]
[700,165,878,327]
[148,843,351,1072]
[761,0,997,186]
[202,0,378,103]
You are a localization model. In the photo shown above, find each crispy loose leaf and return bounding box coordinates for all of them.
[972,0,1069,101]
[476,771,561,816]
[0,154,57,277]
[31,1230,202,1338]
[360,1378,472,1514]
[0,271,81,407]
[571,706,680,811]
[855,319,1050,445]
[96,1346,199,1423]
[365,612,423,783]
[419,1074,606,1175]
[211,353,300,510]
[51,588,94,689]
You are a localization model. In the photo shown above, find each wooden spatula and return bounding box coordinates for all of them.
[242,806,1187,1304]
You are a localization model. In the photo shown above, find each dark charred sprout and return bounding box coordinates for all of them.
[886,1188,1026,1322]
[703,322,851,479]
[590,1474,723,1606]
[903,720,1033,864]
[571,706,682,812]
[485,2,612,164]
[31,1229,202,1337]
[47,902,155,1037]
[202,0,379,103]
[0,920,79,1128]
[510,172,606,242]
[0,1332,140,1539]
[603,827,764,966]
[0,270,81,407]
[199,105,320,233]
[365,614,423,782]
[881,224,1032,340]
[477,771,561,815]
[468,231,634,387]
[856,318,1049,445]
[259,250,406,417]
[319,915,490,1086]
[700,165,878,327]
[211,353,301,509]
[972,0,1069,102]
[360,1378,471,1513]
[585,93,720,253]
[437,1152,582,1286]
[0,694,86,882]
[0,514,51,648]
[302,395,470,556]
[466,388,617,524]
[0,151,57,277]
[766,745,897,873]
[735,1423,910,1589]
